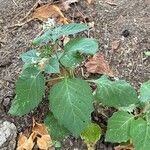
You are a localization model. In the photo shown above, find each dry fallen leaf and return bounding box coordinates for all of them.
[61,0,79,11]
[17,133,36,150]
[17,118,52,150]
[111,40,120,50]
[32,4,69,23]
[85,53,114,77]
[37,135,52,150]
[32,118,49,136]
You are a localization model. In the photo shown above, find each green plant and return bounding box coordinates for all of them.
[105,79,150,150]
[9,22,150,150]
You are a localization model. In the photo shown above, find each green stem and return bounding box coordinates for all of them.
[85,80,95,83]
[69,69,75,78]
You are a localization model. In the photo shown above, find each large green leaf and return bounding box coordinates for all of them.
[81,123,101,145]
[106,111,134,143]
[9,66,45,116]
[49,78,94,136]
[32,23,90,45]
[21,50,40,63]
[130,118,150,150]
[44,113,70,140]
[139,80,150,103]
[94,76,138,107]
[60,52,83,68]
[64,38,98,55]
[59,23,90,35]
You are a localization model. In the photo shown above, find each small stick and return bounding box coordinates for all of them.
[9,0,42,28]
[9,18,33,28]
[20,0,42,22]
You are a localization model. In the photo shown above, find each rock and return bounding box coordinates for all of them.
[0,120,17,150]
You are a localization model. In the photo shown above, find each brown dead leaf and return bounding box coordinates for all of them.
[32,4,69,24]
[37,135,52,150]
[85,53,114,77]
[17,119,52,150]
[61,0,79,11]
[17,133,36,150]
[32,119,49,136]
[111,40,120,50]
[17,133,28,148]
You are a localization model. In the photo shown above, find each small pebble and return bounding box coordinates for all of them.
[122,30,130,37]
[3,97,10,106]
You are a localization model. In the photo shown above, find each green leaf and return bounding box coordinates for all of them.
[144,51,150,56]
[139,80,150,103]
[22,63,33,70]
[60,52,83,68]
[49,78,94,136]
[44,113,70,140]
[130,118,150,150]
[106,111,134,143]
[94,76,138,107]
[21,50,40,63]
[80,123,101,145]
[32,23,90,45]
[40,46,52,58]
[32,29,53,45]
[9,66,45,116]
[44,57,60,74]
[64,38,98,55]
[59,23,90,36]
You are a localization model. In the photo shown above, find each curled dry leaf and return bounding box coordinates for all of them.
[85,53,114,77]
[37,135,52,150]
[17,119,52,150]
[111,40,120,50]
[17,133,36,150]
[32,119,49,136]
[32,4,69,24]
[61,0,79,11]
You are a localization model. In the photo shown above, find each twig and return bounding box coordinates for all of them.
[46,77,64,82]
[20,0,41,22]
[12,0,18,7]
[9,0,42,28]
[9,18,33,28]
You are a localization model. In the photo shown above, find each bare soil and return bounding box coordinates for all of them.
[0,0,150,149]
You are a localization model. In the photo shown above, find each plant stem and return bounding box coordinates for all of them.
[85,80,95,83]
[87,144,95,150]
[46,76,64,82]
[135,102,150,118]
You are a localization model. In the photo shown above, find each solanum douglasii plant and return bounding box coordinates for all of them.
[9,21,150,150]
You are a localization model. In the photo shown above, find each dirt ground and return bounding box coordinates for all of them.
[0,0,150,149]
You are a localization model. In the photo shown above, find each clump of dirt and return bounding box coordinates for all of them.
[0,0,150,149]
